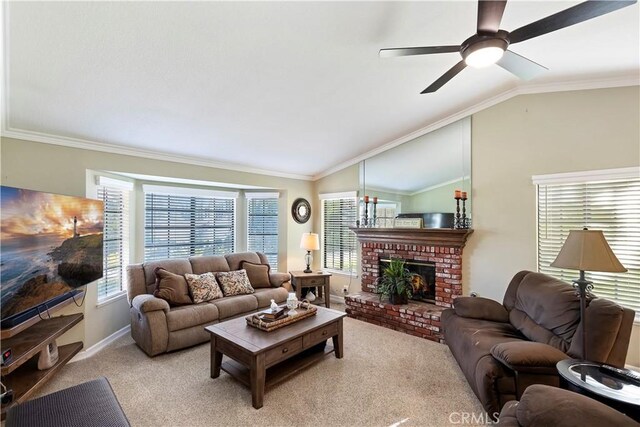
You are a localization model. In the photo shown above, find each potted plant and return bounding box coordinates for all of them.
[376,258,417,305]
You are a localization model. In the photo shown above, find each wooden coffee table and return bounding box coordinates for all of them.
[205,307,346,409]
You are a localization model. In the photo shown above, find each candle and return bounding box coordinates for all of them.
[364,195,369,204]
[461,191,467,200]
[373,197,378,204]
[454,190,461,199]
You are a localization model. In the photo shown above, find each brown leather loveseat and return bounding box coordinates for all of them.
[442,271,635,419]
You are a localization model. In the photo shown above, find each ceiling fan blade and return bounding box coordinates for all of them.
[421,60,467,94]
[379,46,460,58]
[477,0,508,33]
[509,0,637,44]
[496,50,548,80]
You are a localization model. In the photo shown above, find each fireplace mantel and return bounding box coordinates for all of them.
[350,227,473,249]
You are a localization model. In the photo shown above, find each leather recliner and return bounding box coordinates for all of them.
[441,271,635,420]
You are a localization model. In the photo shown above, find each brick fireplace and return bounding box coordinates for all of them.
[345,228,473,343]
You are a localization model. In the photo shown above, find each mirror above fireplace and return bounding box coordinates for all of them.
[359,117,471,228]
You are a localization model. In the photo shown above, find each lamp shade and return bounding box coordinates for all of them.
[300,232,320,251]
[551,229,627,273]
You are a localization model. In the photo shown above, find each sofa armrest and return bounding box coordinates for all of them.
[269,272,291,288]
[453,296,509,322]
[514,384,638,426]
[131,294,170,314]
[491,341,569,375]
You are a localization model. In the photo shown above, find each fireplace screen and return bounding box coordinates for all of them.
[379,258,436,303]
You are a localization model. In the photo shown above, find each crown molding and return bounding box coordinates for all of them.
[312,75,640,181]
[0,128,314,181]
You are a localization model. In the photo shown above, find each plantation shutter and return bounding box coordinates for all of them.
[321,194,357,273]
[97,181,130,301]
[246,193,279,269]
[144,187,236,261]
[536,171,640,315]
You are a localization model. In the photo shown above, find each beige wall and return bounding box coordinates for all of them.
[467,86,640,366]
[0,137,314,349]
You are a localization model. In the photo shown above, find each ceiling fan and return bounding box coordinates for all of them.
[380,0,637,94]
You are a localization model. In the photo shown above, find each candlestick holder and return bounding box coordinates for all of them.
[372,202,377,228]
[454,197,461,229]
[461,198,468,229]
[363,201,369,227]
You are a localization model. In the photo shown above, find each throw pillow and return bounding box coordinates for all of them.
[154,268,193,306]
[240,261,271,288]
[215,269,255,296]
[184,272,224,303]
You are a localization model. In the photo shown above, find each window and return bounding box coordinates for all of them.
[321,192,357,273]
[96,177,132,302]
[246,193,279,269]
[144,185,237,261]
[534,168,640,315]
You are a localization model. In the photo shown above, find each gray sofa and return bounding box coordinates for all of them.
[126,251,291,356]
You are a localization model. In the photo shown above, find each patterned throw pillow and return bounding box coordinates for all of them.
[215,269,255,296]
[184,272,224,303]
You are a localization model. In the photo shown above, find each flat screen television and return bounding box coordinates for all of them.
[1,186,104,329]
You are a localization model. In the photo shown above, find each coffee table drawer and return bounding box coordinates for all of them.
[265,337,303,366]
[304,322,338,347]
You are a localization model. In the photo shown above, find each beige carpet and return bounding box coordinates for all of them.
[38,318,484,426]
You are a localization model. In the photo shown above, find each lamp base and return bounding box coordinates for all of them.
[303,251,313,273]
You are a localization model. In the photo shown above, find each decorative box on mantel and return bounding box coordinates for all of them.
[346,227,473,343]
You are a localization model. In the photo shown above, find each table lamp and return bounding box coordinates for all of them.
[551,228,627,361]
[300,232,319,273]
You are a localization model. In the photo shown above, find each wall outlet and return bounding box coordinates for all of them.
[342,287,349,295]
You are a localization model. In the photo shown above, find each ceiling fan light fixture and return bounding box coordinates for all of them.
[465,46,505,68]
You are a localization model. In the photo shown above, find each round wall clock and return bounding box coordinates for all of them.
[291,198,311,224]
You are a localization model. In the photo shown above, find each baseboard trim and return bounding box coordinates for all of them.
[69,325,131,363]
[330,295,345,304]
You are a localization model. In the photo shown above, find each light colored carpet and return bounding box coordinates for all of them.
[38,318,484,426]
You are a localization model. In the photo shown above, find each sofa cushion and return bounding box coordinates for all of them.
[253,287,289,307]
[143,259,193,294]
[185,272,224,303]
[189,255,230,275]
[491,341,569,374]
[508,272,581,353]
[153,268,193,306]
[241,261,272,288]
[216,270,255,296]
[166,303,219,332]
[210,294,258,319]
[225,252,262,271]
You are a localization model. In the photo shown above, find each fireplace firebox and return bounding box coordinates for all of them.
[379,257,436,303]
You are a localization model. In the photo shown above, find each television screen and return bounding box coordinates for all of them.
[1,186,104,326]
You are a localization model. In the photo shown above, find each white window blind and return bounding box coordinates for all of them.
[144,192,235,261]
[247,196,279,269]
[97,184,130,301]
[322,197,357,273]
[537,173,640,315]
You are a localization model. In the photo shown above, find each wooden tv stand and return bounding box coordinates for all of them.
[1,295,84,420]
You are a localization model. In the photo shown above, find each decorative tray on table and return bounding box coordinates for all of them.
[246,300,317,332]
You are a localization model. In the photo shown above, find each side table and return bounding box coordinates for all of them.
[289,271,331,308]
[556,359,640,421]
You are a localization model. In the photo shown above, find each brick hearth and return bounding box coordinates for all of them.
[346,228,472,343]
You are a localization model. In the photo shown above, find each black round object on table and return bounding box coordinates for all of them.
[556,358,640,422]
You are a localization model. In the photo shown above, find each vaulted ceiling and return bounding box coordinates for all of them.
[3,1,639,179]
